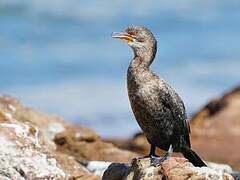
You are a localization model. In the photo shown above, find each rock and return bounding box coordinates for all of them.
[0,115,99,179]
[231,172,240,179]
[0,95,137,179]
[103,157,234,180]
[54,131,137,163]
[79,160,112,177]
[0,96,137,161]
[106,132,163,158]
[190,85,240,170]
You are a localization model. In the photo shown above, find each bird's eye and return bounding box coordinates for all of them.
[128,31,135,36]
[127,30,138,36]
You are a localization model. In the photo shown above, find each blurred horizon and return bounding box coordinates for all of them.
[0,0,240,137]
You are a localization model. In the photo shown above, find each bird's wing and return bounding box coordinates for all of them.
[160,85,191,147]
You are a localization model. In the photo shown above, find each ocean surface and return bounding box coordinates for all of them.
[0,0,239,137]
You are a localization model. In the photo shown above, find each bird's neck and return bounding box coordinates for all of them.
[129,56,149,71]
[127,55,155,91]
[129,47,156,71]
[129,41,157,70]
[127,56,152,81]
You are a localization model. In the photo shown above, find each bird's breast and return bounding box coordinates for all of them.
[127,75,163,127]
[128,81,160,112]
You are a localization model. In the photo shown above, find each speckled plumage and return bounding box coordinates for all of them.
[127,57,190,151]
[113,26,206,167]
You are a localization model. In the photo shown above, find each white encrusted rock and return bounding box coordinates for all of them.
[0,135,66,179]
[45,122,65,140]
[102,157,234,180]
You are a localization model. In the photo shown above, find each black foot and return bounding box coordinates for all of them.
[150,152,170,167]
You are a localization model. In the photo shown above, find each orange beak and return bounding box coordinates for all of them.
[112,32,134,43]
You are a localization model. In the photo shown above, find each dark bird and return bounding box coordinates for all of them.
[112,26,207,167]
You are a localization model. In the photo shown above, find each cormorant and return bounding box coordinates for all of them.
[112,26,207,167]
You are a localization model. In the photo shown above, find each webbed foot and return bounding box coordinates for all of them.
[150,144,173,167]
[150,152,170,167]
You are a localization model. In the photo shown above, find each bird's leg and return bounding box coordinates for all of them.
[138,145,159,160]
[150,144,173,167]
[149,144,159,157]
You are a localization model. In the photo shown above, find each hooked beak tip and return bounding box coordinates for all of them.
[111,32,122,38]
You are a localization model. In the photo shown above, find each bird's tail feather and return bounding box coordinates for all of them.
[181,146,207,167]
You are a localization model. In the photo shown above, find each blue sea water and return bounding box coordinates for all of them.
[0,0,239,137]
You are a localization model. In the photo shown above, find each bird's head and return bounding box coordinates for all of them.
[112,26,157,60]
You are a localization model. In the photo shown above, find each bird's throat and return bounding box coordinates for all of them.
[131,44,157,69]
[129,55,153,70]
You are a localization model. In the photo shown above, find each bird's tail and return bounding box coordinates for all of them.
[181,146,207,167]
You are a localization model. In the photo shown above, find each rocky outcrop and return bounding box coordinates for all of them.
[103,157,234,180]
[0,96,136,179]
[190,85,240,170]
[0,96,99,179]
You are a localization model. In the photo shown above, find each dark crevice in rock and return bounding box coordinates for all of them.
[13,166,27,179]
